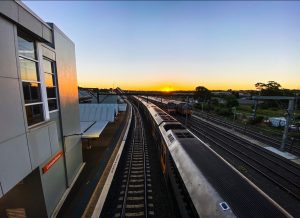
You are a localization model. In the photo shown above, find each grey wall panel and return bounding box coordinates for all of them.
[0,183,3,198]
[0,77,26,143]
[42,25,52,43]
[0,134,32,194]
[0,1,53,43]
[65,141,82,185]
[54,26,81,137]
[0,1,18,22]
[0,16,18,79]
[48,122,60,155]
[50,112,63,150]
[18,6,43,38]
[53,25,83,185]
[40,157,66,217]
[27,125,52,169]
[64,136,81,153]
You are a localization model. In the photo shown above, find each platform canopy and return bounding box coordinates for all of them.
[118,103,127,112]
[79,104,118,122]
[81,121,108,139]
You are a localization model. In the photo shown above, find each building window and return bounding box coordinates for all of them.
[43,59,58,111]
[18,32,44,126]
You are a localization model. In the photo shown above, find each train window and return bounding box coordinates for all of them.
[164,124,185,131]
[175,132,194,138]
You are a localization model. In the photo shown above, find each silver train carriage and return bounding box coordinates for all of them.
[141,96,193,116]
[133,96,235,218]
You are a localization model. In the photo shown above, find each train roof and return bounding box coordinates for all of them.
[134,95,289,218]
[136,96,178,125]
[144,96,191,106]
[158,125,235,217]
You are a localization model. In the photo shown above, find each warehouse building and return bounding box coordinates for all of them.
[0,1,83,217]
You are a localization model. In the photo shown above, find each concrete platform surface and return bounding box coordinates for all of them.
[264,146,299,160]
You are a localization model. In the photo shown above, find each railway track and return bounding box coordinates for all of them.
[193,111,300,156]
[175,115,300,215]
[114,104,154,218]
[189,117,300,198]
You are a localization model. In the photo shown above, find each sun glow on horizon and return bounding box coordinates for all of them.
[78,79,300,92]
[161,86,174,92]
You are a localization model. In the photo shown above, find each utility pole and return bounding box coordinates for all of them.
[295,93,299,111]
[280,99,295,151]
[185,103,188,126]
[253,100,258,119]
[232,107,236,123]
[252,96,295,151]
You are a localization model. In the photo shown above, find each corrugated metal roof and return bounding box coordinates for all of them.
[81,121,108,139]
[118,103,127,112]
[79,104,118,122]
[80,121,95,133]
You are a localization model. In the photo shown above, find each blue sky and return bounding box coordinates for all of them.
[24,1,300,90]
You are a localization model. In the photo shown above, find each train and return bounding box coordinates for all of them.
[133,96,235,218]
[141,96,193,116]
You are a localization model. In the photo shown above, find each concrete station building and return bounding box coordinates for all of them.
[0,1,84,217]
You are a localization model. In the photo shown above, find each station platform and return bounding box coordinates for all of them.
[56,104,131,218]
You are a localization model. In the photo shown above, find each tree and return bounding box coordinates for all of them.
[225,95,239,108]
[255,81,282,96]
[254,81,293,108]
[194,86,211,102]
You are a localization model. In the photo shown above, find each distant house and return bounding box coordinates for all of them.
[212,91,231,96]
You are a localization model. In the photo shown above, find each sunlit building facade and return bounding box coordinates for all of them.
[0,1,83,217]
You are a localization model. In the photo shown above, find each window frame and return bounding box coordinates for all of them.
[18,31,50,127]
[43,57,59,113]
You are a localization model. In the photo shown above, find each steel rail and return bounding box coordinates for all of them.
[190,121,300,189]
[120,108,137,218]
[193,111,300,156]
[120,104,148,218]
[187,121,300,201]
[191,116,300,173]
[193,111,285,145]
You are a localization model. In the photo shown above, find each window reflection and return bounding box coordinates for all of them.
[44,73,55,87]
[46,87,56,98]
[43,59,58,111]
[18,32,36,59]
[43,59,52,74]
[19,58,39,81]
[18,31,44,126]
[22,82,42,104]
[25,104,44,126]
[48,99,57,111]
